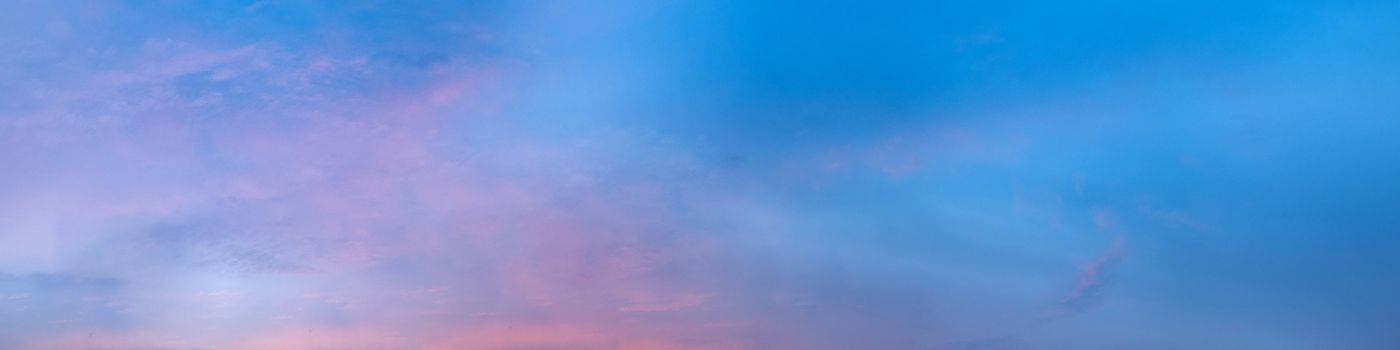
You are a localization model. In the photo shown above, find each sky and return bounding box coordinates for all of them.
[2,1,1400,349]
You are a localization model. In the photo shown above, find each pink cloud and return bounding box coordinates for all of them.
[1063,209,1129,306]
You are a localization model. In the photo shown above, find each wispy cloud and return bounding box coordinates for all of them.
[5,1,1400,349]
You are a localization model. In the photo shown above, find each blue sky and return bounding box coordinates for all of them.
[2,1,1399,349]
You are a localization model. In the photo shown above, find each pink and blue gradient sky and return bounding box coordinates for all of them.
[4,1,1400,349]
